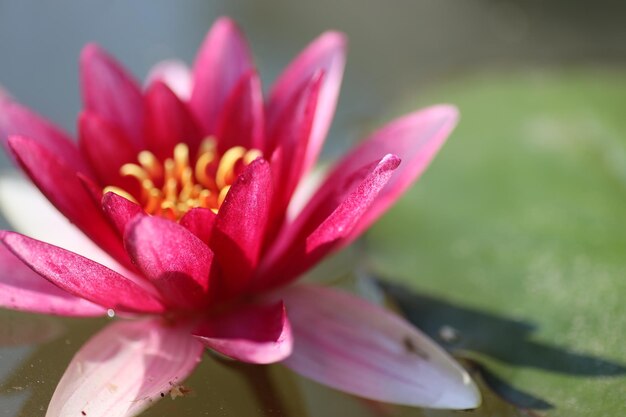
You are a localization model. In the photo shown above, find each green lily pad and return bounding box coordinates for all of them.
[365,70,626,416]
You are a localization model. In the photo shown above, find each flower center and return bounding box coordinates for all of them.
[104,138,262,220]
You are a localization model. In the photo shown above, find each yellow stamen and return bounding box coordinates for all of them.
[104,140,262,220]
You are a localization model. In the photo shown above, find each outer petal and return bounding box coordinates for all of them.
[1,232,166,314]
[0,245,105,316]
[124,216,213,309]
[211,158,272,297]
[146,59,193,100]
[268,31,346,176]
[0,97,90,174]
[190,17,254,133]
[280,285,481,409]
[0,175,131,276]
[80,44,144,149]
[144,81,202,160]
[194,301,292,364]
[8,136,129,264]
[215,70,265,153]
[257,155,400,290]
[46,318,203,417]
[321,105,459,242]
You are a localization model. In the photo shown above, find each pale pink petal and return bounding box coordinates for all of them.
[1,232,166,314]
[323,105,459,242]
[0,245,105,316]
[190,17,254,133]
[279,285,481,409]
[146,59,193,100]
[80,44,144,149]
[0,175,132,277]
[46,318,203,417]
[194,301,292,364]
[211,158,272,296]
[268,31,346,176]
[125,216,213,309]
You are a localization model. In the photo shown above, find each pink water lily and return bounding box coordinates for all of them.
[0,17,479,416]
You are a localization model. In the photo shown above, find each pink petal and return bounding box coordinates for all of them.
[8,135,129,264]
[144,81,202,160]
[0,175,133,277]
[78,111,139,188]
[257,155,400,290]
[124,216,213,309]
[0,97,91,174]
[268,31,346,177]
[179,207,216,243]
[145,59,193,100]
[1,232,166,314]
[324,105,459,242]
[215,70,265,153]
[268,71,324,216]
[101,192,143,236]
[280,285,480,409]
[210,158,273,297]
[194,301,292,364]
[0,245,105,317]
[80,43,144,149]
[190,17,254,133]
[47,318,203,417]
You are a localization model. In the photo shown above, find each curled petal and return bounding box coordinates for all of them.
[146,59,193,100]
[268,31,346,176]
[47,318,203,417]
[194,301,292,364]
[0,245,104,317]
[102,192,143,236]
[80,43,144,149]
[280,285,481,409]
[1,232,166,314]
[190,17,254,133]
[125,216,213,309]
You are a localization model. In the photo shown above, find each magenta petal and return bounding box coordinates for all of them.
[268,72,324,215]
[324,105,459,242]
[146,59,192,100]
[1,232,166,314]
[125,216,213,309]
[0,97,91,174]
[194,301,292,364]
[102,192,143,236]
[0,245,105,317]
[215,70,265,153]
[257,155,399,289]
[80,43,144,149]
[179,207,216,243]
[280,285,481,409]
[79,111,139,187]
[47,318,203,417]
[8,135,129,264]
[144,81,202,160]
[190,17,254,133]
[211,158,272,296]
[268,31,346,176]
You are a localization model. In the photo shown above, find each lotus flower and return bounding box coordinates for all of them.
[0,17,479,416]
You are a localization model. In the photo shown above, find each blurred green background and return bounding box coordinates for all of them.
[0,1,625,416]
